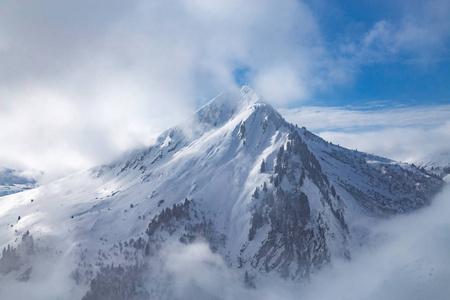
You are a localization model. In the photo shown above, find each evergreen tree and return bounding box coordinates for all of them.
[260,159,266,173]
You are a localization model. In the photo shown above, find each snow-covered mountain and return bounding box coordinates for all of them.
[0,87,444,299]
[416,151,450,181]
[0,168,36,197]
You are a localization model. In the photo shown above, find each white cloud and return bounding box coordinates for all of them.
[280,104,450,131]
[319,124,450,164]
[301,184,450,300]
[348,0,450,64]
[254,65,309,105]
[161,242,250,300]
[0,0,349,181]
[280,105,450,164]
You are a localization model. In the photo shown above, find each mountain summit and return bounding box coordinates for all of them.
[196,86,264,124]
[0,87,444,298]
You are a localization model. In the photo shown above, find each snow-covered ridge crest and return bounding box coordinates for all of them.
[154,85,274,147]
[99,85,279,176]
[195,85,265,127]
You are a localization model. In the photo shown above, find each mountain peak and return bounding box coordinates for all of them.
[239,85,263,104]
[193,85,267,128]
[202,85,264,111]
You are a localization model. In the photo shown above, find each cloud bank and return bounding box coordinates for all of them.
[300,184,450,300]
[281,104,450,164]
[0,0,338,181]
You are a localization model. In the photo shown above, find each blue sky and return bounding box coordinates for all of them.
[311,60,450,107]
[316,0,450,107]
[232,0,450,107]
[0,0,449,180]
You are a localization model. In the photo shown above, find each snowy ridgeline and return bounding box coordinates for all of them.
[0,87,445,299]
[416,151,450,179]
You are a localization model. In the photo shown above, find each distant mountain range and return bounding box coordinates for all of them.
[0,87,444,299]
[0,168,36,197]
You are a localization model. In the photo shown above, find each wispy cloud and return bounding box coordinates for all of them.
[279,104,450,132]
[280,104,450,163]
[280,105,450,163]
[341,0,450,64]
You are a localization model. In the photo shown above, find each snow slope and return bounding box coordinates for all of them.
[416,151,450,179]
[0,87,444,299]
